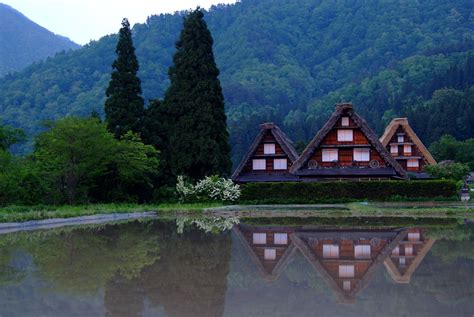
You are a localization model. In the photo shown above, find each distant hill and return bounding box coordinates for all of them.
[0,0,473,162]
[0,3,79,76]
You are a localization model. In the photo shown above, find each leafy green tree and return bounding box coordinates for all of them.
[161,9,231,181]
[430,134,474,170]
[0,124,25,151]
[425,162,470,181]
[105,18,144,139]
[34,117,159,204]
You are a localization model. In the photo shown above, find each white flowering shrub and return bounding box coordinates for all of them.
[176,175,241,203]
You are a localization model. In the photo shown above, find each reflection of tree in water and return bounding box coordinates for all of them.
[103,221,232,317]
[0,220,161,293]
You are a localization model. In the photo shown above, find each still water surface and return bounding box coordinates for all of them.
[0,216,473,316]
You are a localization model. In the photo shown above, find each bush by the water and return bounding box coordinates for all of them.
[176,175,241,203]
[239,180,458,204]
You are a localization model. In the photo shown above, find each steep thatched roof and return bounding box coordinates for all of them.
[380,118,437,165]
[231,122,299,180]
[290,103,407,179]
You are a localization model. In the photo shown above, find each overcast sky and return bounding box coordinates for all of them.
[2,0,237,45]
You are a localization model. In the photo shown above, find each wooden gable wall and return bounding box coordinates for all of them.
[386,126,426,172]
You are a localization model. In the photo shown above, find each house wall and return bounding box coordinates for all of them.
[386,126,426,172]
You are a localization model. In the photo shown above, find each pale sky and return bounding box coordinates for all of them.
[2,0,237,45]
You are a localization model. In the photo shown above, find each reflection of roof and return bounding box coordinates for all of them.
[233,225,297,281]
[380,118,436,165]
[292,228,408,304]
[290,103,407,179]
[232,122,299,181]
[384,231,436,283]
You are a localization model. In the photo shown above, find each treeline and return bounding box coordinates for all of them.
[0,9,231,205]
[0,0,472,163]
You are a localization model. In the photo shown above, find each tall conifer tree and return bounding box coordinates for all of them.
[105,18,144,139]
[162,9,231,181]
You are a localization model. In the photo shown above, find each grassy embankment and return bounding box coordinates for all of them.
[0,203,223,223]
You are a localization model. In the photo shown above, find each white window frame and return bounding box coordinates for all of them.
[404,144,412,154]
[390,145,398,155]
[353,148,370,162]
[399,257,406,266]
[273,158,288,170]
[339,265,355,278]
[343,280,351,291]
[274,233,288,245]
[264,143,276,154]
[408,232,420,242]
[354,245,371,259]
[252,159,266,170]
[323,244,339,258]
[253,233,267,245]
[337,129,353,142]
[405,245,413,256]
[264,248,276,260]
[322,149,338,162]
[341,117,350,127]
[397,135,404,143]
[407,159,419,168]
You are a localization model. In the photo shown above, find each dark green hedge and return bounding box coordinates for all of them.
[239,180,458,204]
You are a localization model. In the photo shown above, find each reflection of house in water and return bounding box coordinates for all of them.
[384,228,436,283]
[293,228,406,303]
[233,224,297,281]
[235,224,435,303]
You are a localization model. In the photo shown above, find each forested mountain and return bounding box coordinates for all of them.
[0,3,79,76]
[0,0,473,163]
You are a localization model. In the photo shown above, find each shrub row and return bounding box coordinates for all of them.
[239,180,458,204]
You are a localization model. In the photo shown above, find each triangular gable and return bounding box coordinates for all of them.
[232,122,300,182]
[290,103,407,179]
[292,229,408,303]
[380,118,437,165]
[384,229,436,283]
[233,225,297,281]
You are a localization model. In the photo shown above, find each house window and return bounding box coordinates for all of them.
[405,245,413,256]
[322,149,338,162]
[353,148,370,162]
[339,265,355,278]
[404,144,412,154]
[274,233,288,245]
[252,159,266,170]
[323,244,339,258]
[264,143,276,154]
[253,233,267,245]
[408,232,420,241]
[343,280,351,291]
[392,246,400,256]
[390,145,398,155]
[398,135,404,143]
[399,257,406,266]
[354,245,371,259]
[407,159,419,168]
[341,117,350,127]
[264,248,277,260]
[273,158,288,170]
[337,129,353,142]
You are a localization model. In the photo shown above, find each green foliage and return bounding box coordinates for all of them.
[176,175,240,203]
[33,117,159,204]
[425,162,470,181]
[0,3,79,76]
[0,124,25,151]
[239,180,458,204]
[104,18,145,138]
[430,135,474,169]
[1,0,473,163]
[160,9,231,181]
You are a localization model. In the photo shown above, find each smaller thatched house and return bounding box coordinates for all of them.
[232,122,300,183]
